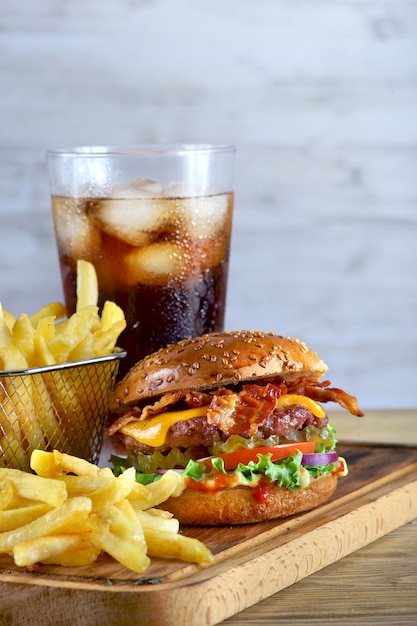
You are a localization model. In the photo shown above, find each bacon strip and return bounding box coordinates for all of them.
[106,410,141,436]
[292,380,364,417]
[107,378,363,440]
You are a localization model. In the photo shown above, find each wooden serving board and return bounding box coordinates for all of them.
[1,443,417,626]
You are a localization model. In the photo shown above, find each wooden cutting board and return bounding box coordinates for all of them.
[1,442,417,626]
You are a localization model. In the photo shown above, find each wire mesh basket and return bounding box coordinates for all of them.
[0,351,125,471]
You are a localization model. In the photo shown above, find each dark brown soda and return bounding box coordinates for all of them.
[102,261,228,378]
[59,257,229,379]
[54,192,233,379]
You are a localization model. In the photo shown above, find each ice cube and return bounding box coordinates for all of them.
[111,178,163,198]
[178,194,229,239]
[194,238,228,271]
[52,197,101,260]
[124,242,185,286]
[89,197,172,247]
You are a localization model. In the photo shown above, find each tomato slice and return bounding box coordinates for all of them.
[197,441,316,471]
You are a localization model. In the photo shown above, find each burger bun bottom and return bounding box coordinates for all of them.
[157,472,338,526]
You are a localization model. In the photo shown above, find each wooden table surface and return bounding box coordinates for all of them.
[220,519,417,625]
[221,408,417,625]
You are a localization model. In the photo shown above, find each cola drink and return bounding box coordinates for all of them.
[51,190,234,377]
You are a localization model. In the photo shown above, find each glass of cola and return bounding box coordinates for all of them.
[47,145,235,378]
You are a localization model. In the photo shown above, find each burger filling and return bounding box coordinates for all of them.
[108,378,362,492]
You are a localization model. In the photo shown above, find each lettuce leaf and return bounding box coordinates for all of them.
[183,451,304,492]
[303,463,336,478]
[110,451,335,490]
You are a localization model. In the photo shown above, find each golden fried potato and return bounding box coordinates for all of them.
[0,449,214,573]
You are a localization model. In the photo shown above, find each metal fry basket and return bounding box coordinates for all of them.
[0,351,126,471]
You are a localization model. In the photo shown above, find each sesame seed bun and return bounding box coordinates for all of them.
[110,330,328,411]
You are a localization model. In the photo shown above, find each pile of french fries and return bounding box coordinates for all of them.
[0,261,127,469]
[0,260,126,371]
[0,449,213,572]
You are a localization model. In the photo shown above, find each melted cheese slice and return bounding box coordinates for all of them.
[277,394,326,418]
[120,394,325,448]
[120,406,207,447]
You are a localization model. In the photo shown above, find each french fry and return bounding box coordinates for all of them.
[0,346,28,371]
[11,314,35,365]
[13,533,92,567]
[0,434,27,470]
[42,367,101,459]
[114,497,139,521]
[144,528,215,564]
[0,481,13,511]
[88,467,136,511]
[104,503,146,547]
[134,509,180,534]
[0,303,13,349]
[52,449,99,477]
[55,468,137,512]
[126,479,153,504]
[67,332,95,362]
[89,505,149,572]
[98,466,116,479]
[5,376,46,455]
[56,305,100,346]
[142,470,185,508]
[92,321,126,358]
[0,496,91,553]
[100,300,126,332]
[30,449,60,478]
[40,543,101,567]
[0,380,30,468]
[36,315,57,344]
[0,468,66,506]
[32,332,56,367]
[29,302,67,328]
[76,259,99,311]
[45,334,79,364]
[2,308,16,333]
[0,503,53,533]
[49,306,102,370]
[31,375,64,450]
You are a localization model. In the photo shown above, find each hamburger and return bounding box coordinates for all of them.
[107,331,363,525]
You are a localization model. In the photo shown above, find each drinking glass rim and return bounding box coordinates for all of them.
[46,144,236,157]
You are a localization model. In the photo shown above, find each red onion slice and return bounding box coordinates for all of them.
[302,450,339,467]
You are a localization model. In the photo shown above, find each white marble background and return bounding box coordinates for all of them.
[1,1,416,410]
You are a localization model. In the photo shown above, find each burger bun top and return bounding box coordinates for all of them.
[110,330,328,412]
